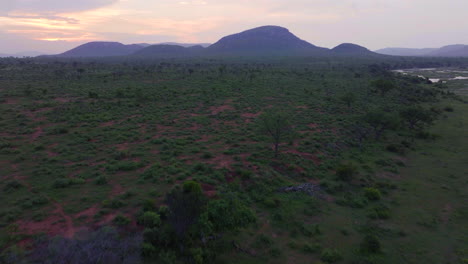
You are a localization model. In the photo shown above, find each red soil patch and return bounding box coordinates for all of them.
[241,111,263,119]
[109,181,125,197]
[4,98,19,105]
[47,151,59,157]
[155,124,175,134]
[441,203,452,224]
[284,149,321,165]
[308,123,319,129]
[206,154,235,169]
[137,163,153,173]
[115,142,129,151]
[210,99,234,115]
[188,123,203,131]
[75,205,100,219]
[17,202,75,239]
[201,183,217,198]
[89,160,107,167]
[196,135,212,143]
[100,120,115,127]
[31,127,43,140]
[55,97,71,103]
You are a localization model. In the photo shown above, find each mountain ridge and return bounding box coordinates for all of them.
[375,45,468,57]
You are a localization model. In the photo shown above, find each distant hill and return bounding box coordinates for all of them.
[0,51,47,57]
[206,25,329,55]
[331,43,375,56]
[374,48,437,56]
[375,45,468,57]
[133,44,204,57]
[50,26,386,58]
[427,45,468,57]
[159,42,211,48]
[58,42,145,57]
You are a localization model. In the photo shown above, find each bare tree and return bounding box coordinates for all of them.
[259,111,293,158]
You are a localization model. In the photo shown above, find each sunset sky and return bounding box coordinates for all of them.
[1,0,467,54]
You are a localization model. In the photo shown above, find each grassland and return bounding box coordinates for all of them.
[0,57,467,263]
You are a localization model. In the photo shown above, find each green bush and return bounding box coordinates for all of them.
[360,235,381,254]
[3,180,23,192]
[336,163,358,181]
[113,214,131,226]
[368,205,390,219]
[302,242,321,253]
[94,175,108,185]
[139,211,161,228]
[364,188,381,201]
[321,248,343,263]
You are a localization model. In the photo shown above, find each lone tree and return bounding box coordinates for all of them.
[165,181,206,250]
[363,110,399,140]
[259,111,293,158]
[399,106,434,130]
[340,91,356,108]
[371,79,395,95]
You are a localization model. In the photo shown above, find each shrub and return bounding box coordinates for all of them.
[113,214,131,226]
[302,242,321,253]
[94,175,108,185]
[141,199,156,212]
[102,199,126,209]
[3,180,23,192]
[364,188,381,201]
[52,178,70,188]
[139,212,161,228]
[444,106,454,112]
[321,248,343,263]
[336,163,358,181]
[360,235,381,254]
[368,205,390,219]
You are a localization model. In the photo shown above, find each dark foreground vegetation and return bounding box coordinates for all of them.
[0,55,467,264]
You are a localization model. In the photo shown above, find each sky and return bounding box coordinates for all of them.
[0,0,467,54]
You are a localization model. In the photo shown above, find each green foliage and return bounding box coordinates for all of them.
[363,110,400,140]
[94,175,108,185]
[113,214,131,226]
[321,248,343,263]
[52,178,85,188]
[3,180,23,192]
[367,205,391,219]
[371,79,395,95]
[336,162,358,181]
[139,211,161,228]
[400,106,434,130]
[203,194,256,232]
[360,235,381,254]
[364,188,382,201]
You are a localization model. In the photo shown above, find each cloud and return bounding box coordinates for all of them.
[0,0,118,14]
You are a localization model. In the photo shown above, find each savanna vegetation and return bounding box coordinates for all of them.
[0,55,467,264]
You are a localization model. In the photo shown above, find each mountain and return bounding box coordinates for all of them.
[331,43,375,55]
[375,45,468,57]
[48,26,385,58]
[0,51,47,57]
[133,44,204,57]
[374,47,437,56]
[427,44,468,57]
[58,42,145,57]
[206,25,329,55]
[159,42,211,48]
